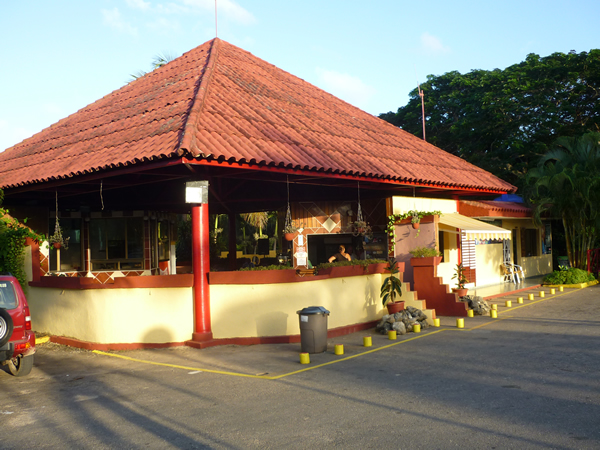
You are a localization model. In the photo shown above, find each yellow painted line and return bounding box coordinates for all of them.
[93,329,448,380]
[497,289,573,314]
[35,336,50,345]
[269,329,447,379]
[93,350,272,379]
[92,290,577,380]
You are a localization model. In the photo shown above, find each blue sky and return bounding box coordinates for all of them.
[1,0,598,152]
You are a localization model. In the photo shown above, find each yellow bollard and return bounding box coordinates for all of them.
[334,344,344,355]
[559,286,564,292]
[300,353,310,364]
[467,310,474,318]
[413,324,421,333]
[517,297,524,304]
[490,310,498,318]
[433,318,441,327]
[456,318,464,328]
[528,293,534,300]
[491,304,498,311]
[388,330,397,340]
[550,288,556,295]
[539,291,545,298]
[363,336,372,347]
[505,300,512,307]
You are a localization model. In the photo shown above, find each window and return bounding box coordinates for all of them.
[157,219,170,261]
[522,229,539,257]
[90,218,144,270]
[0,282,18,309]
[49,218,82,272]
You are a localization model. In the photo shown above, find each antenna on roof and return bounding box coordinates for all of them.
[417,80,426,141]
[215,0,218,37]
[415,66,426,141]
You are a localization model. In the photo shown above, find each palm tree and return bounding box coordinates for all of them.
[526,132,600,268]
[130,52,177,81]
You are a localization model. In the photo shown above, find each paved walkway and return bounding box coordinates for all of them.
[467,275,545,299]
[3,284,599,449]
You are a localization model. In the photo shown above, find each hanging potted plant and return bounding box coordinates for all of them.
[380,257,404,314]
[48,216,69,250]
[410,210,421,229]
[283,222,298,241]
[451,263,469,297]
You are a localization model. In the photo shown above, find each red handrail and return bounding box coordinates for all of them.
[587,248,600,274]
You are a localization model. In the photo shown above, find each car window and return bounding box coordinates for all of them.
[0,282,18,309]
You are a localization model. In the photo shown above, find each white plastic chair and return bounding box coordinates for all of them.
[502,263,516,283]
[512,263,525,283]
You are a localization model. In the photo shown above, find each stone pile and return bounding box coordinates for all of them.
[376,306,429,335]
[462,295,491,315]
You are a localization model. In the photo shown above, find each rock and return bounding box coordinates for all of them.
[392,321,406,335]
[387,316,395,324]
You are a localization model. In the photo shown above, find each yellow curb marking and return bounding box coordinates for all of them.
[93,289,576,380]
[35,336,50,345]
[93,350,272,379]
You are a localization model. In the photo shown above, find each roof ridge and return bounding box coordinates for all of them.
[177,37,221,157]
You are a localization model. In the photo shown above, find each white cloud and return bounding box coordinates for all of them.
[420,32,450,54]
[126,0,151,10]
[101,7,138,36]
[315,68,376,110]
[180,0,256,25]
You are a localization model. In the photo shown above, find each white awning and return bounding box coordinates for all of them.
[439,213,511,240]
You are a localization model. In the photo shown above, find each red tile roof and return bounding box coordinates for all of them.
[0,38,515,193]
[459,200,531,218]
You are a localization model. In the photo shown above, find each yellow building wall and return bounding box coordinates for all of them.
[210,274,385,339]
[27,286,194,344]
[521,255,553,277]
[475,243,505,286]
[392,197,457,214]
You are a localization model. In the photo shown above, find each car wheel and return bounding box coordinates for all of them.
[0,308,13,347]
[8,355,34,377]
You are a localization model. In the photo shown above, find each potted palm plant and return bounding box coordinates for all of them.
[451,263,469,297]
[380,257,404,314]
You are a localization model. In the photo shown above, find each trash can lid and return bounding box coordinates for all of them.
[297,306,330,315]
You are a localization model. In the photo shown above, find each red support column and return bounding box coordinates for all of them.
[191,203,213,342]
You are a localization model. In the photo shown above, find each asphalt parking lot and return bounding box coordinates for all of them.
[1,286,600,449]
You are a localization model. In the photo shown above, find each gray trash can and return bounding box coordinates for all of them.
[297,306,330,354]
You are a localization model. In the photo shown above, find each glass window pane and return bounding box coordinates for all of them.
[127,218,144,259]
[107,218,126,259]
[90,219,107,260]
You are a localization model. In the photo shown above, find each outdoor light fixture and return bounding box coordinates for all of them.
[185,181,209,204]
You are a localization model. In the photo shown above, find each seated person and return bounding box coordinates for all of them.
[328,245,352,263]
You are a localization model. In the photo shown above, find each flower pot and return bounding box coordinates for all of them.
[386,301,405,314]
[410,256,442,267]
[53,243,61,249]
[452,288,469,297]
[284,233,295,241]
[412,222,420,229]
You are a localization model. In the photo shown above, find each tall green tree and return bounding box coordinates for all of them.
[381,50,600,188]
[0,189,43,289]
[525,132,600,268]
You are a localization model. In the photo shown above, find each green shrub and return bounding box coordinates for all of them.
[316,259,387,271]
[239,264,294,271]
[543,268,595,285]
[409,246,442,258]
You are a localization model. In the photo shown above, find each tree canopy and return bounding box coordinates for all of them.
[525,132,600,268]
[380,50,600,189]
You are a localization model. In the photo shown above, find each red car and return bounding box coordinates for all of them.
[0,273,36,376]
